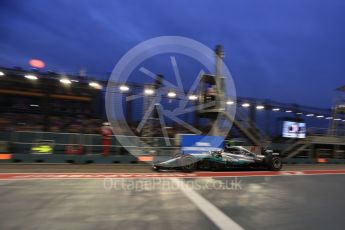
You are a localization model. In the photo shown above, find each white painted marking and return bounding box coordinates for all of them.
[280,171,305,176]
[170,178,244,230]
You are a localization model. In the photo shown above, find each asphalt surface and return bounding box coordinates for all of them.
[1,164,345,230]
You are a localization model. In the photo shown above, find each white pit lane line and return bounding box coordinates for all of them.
[170,178,244,230]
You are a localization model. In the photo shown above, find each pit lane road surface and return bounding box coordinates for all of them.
[1,164,345,230]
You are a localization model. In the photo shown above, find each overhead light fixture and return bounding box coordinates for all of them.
[60,78,72,85]
[188,95,198,100]
[316,115,324,118]
[144,88,155,95]
[272,108,280,111]
[334,118,341,121]
[256,105,265,110]
[30,104,39,107]
[89,81,103,90]
[285,110,292,113]
[306,114,314,117]
[325,117,333,120]
[226,100,235,105]
[296,112,303,115]
[119,85,130,92]
[0,71,4,76]
[24,74,38,80]
[167,91,177,98]
[241,103,250,108]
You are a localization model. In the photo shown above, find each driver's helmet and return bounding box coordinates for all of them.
[211,150,222,157]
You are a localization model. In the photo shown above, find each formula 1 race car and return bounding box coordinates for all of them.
[152,146,282,172]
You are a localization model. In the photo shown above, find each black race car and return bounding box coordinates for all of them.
[153,146,282,172]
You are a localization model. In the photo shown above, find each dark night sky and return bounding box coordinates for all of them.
[0,0,344,108]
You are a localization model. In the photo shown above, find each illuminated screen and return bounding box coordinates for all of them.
[282,121,306,138]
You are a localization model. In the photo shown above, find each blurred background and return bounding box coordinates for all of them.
[0,0,344,161]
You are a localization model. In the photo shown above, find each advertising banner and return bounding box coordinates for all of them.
[282,121,306,138]
[181,135,224,154]
[31,140,55,154]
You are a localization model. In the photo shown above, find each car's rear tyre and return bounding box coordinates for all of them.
[268,157,282,171]
[180,155,197,172]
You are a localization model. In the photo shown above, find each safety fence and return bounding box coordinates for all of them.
[0,131,181,163]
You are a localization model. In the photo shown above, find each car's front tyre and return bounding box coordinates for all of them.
[180,155,197,173]
[152,165,161,171]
